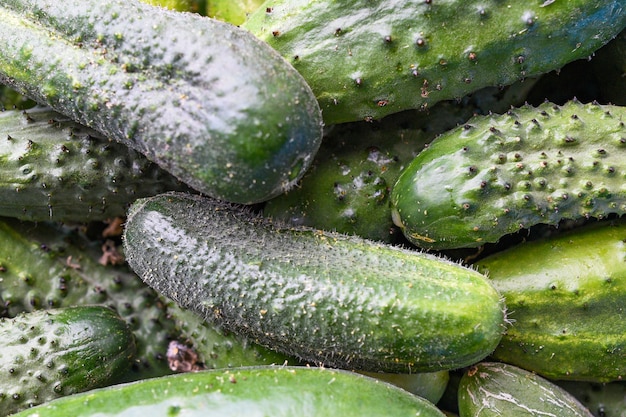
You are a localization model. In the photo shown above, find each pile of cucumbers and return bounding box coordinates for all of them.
[0,0,626,416]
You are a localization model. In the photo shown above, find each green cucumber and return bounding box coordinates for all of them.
[207,0,263,25]
[391,100,626,250]
[458,362,593,417]
[0,217,300,381]
[243,0,625,125]
[11,366,447,417]
[0,0,323,204]
[557,380,626,417]
[359,370,449,405]
[123,191,505,373]
[475,218,626,382]
[0,106,188,222]
[0,306,135,416]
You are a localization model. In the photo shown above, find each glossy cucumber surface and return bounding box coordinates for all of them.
[0,0,323,204]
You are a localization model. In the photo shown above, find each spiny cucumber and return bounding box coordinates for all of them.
[123,191,506,373]
[458,362,594,417]
[391,100,626,250]
[0,0,323,204]
[243,0,626,124]
[475,218,626,382]
[0,106,188,222]
[0,306,135,416]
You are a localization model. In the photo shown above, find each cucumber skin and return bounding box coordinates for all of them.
[11,366,446,417]
[458,362,593,417]
[475,219,626,382]
[0,0,323,204]
[0,217,298,381]
[0,306,135,416]
[0,106,188,222]
[391,100,626,250]
[123,191,505,373]
[243,0,626,125]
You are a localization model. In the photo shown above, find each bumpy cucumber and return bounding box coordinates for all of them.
[0,306,135,416]
[243,0,625,124]
[12,366,447,417]
[458,362,593,417]
[475,218,626,382]
[0,217,299,381]
[0,106,188,222]
[124,191,505,373]
[392,100,626,250]
[0,0,323,204]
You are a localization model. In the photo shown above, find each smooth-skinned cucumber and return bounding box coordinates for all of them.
[123,191,506,373]
[0,306,135,416]
[243,0,626,125]
[391,100,626,250]
[458,362,593,417]
[0,0,323,204]
[11,366,447,417]
[0,106,189,222]
[475,218,626,382]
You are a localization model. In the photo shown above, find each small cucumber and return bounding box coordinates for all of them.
[123,191,505,373]
[243,0,626,124]
[475,218,626,382]
[0,0,323,204]
[0,306,135,416]
[11,366,447,417]
[391,100,626,250]
[0,106,188,222]
[458,362,593,417]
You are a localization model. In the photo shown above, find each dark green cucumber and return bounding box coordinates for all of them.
[475,218,626,382]
[123,191,505,373]
[458,362,593,417]
[0,306,135,416]
[557,380,626,417]
[391,100,626,250]
[0,0,323,204]
[0,217,300,381]
[0,106,188,222]
[11,366,447,417]
[243,0,625,124]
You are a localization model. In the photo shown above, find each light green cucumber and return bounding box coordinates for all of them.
[123,191,505,373]
[0,217,301,382]
[0,106,188,222]
[12,366,447,417]
[458,362,593,417]
[0,306,135,416]
[392,100,626,250]
[0,0,323,204]
[207,0,263,25]
[475,218,626,382]
[243,0,625,125]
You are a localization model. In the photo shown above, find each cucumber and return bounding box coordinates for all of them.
[207,0,263,25]
[358,370,449,405]
[458,362,593,417]
[391,100,626,250]
[0,306,135,416]
[123,191,505,373]
[0,0,323,204]
[243,0,626,125]
[0,217,300,381]
[0,106,188,222]
[474,218,626,382]
[11,366,447,417]
[0,84,34,110]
